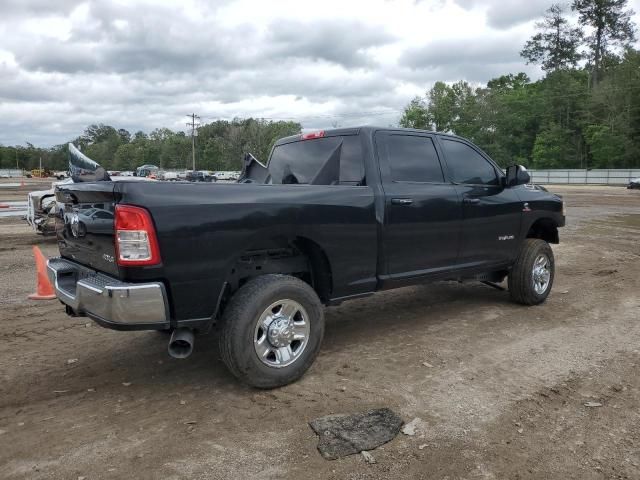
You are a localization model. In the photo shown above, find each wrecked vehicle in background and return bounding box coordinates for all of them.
[25,144,152,235]
[24,143,87,234]
[26,178,72,235]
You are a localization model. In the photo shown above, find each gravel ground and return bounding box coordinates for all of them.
[0,185,639,480]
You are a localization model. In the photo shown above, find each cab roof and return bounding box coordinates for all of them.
[273,126,467,147]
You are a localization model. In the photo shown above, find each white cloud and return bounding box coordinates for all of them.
[452,0,551,29]
[0,0,639,146]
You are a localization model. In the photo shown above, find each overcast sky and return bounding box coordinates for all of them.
[1,0,639,147]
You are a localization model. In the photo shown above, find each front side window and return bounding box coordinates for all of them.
[440,139,499,185]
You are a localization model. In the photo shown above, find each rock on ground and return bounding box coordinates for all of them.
[309,408,403,460]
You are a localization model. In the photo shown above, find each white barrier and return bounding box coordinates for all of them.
[529,169,640,185]
[0,169,24,178]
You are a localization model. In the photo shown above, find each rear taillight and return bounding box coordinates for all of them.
[301,130,325,140]
[114,205,161,266]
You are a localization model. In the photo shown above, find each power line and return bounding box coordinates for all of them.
[186,113,200,171]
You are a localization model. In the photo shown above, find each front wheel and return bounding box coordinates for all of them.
[508,239,555,305]
[218,274,325,388]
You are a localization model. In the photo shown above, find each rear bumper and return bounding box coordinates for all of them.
[47,257,170,331]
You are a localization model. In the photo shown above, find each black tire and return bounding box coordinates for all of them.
[218,274,325,388]
[509,238,555,305]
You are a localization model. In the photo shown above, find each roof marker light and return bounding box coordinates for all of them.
[301,130,325,140]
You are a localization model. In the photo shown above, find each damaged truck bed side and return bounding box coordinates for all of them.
[47,126,565,388]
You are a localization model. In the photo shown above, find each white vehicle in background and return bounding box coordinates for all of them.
[214,171,241,181]
[52,171,69,180]
[160,171,179,181]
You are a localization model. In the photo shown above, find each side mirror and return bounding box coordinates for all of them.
[505,164,530,187]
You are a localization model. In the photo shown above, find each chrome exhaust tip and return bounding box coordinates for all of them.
[168,328,194,359]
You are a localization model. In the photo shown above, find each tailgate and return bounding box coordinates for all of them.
[55,182,120,276]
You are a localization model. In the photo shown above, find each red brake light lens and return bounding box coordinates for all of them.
[114,205,161,266]
[301,130,325,140]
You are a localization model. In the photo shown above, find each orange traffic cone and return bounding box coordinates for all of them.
[28,246,56,300]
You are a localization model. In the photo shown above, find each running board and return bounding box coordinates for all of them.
[481,281,507,291]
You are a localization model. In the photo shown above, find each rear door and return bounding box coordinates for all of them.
[437,137,521,266]
[55,182,119,276]
[375,131,461,278]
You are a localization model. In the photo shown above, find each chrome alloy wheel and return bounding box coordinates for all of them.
[531,254,551,295]
[253,299,310,368]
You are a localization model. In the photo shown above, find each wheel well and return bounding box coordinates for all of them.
[526,218,559,244]
[226,237,333,303]
[293,237,332,302]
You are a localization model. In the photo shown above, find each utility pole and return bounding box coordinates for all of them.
[186,113,200,171]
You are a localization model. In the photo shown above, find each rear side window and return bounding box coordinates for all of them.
[379,134,444,183]
[268,136,364,185]
[440,139,499,185]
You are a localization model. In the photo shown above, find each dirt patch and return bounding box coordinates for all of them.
[0,185,639,479]
[0,177,54,202]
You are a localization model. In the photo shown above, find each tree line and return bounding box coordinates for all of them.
[400,0,639,169]
[0,118,301,172]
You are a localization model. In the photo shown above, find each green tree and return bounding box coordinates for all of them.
[521,4,583,72]
[583,124,628,167]
[478,74,541,166]
[532,123,578,168]
[113,144,135,171]
[449,81,481,138]
[572,0,636,85]
[427,81,456,132]
[399,97,429,129]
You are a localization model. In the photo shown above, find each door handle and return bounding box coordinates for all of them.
[463,197,480,204]
[391,198,413,205]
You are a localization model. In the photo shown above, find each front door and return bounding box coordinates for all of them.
[438,137,522,266]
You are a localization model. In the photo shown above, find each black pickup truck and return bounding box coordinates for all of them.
[48,127,565,388]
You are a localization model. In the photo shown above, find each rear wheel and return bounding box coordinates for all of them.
[508,239,555,305]
[218,274,325,388]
